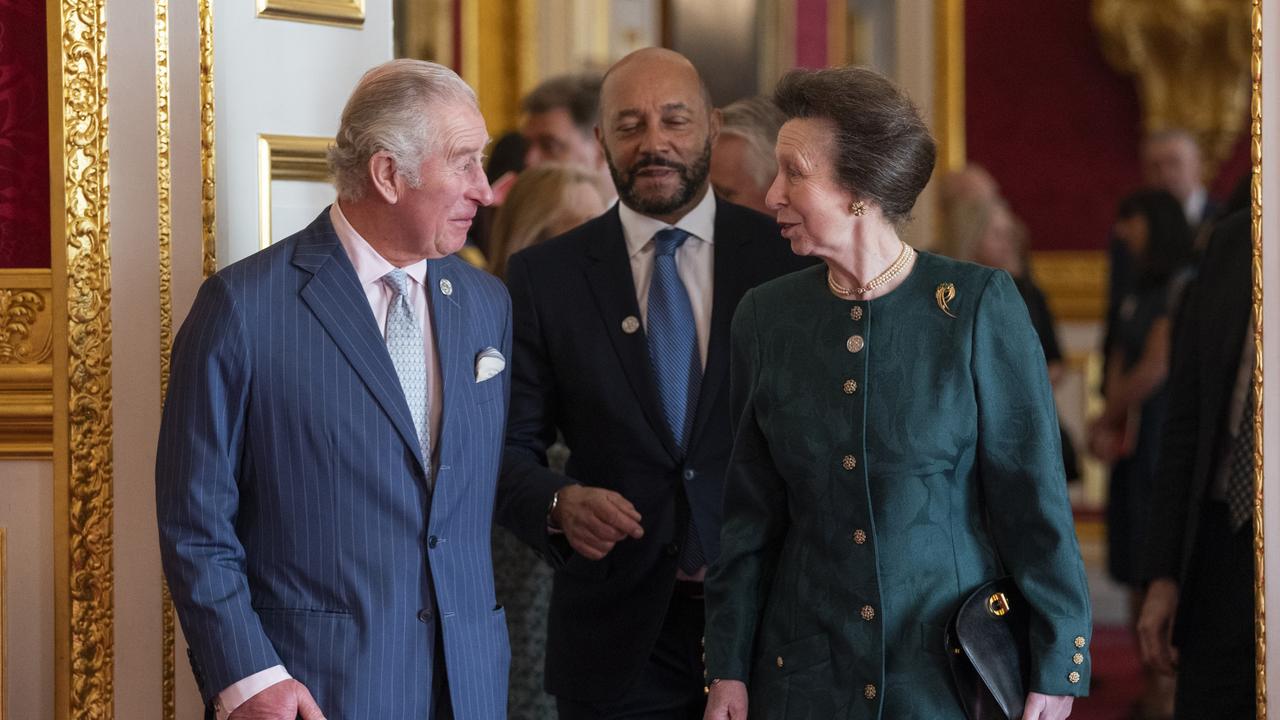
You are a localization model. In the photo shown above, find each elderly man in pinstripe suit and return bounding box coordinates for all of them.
[157,60,511,720]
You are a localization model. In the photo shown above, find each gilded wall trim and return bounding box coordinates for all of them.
[49,0,114,715]
[257,0,366,28]
[1093,0,1251,176]
[1028,251,1108,322]
[1250,1,1265,716]
[257,134,333,249]
[155,0,176,716]
[199,0,217,278]
[0,270,54,459]
[933,0,966,173]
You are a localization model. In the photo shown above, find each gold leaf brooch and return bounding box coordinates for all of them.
[936,282,958,318]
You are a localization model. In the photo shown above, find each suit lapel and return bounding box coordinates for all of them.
[426,257,467,465]
[584,208,682,462]
[689,199,750,449]
[294,212,428,473]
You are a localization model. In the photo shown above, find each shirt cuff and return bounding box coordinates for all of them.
[215,665,292,720]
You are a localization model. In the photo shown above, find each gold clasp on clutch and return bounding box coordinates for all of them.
[987,592,1011,617]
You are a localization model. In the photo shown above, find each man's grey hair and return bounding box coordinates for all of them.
[521,73,603,137]
[719,96,786,191]
[1143,127,1202,157]
[329,59,478,202]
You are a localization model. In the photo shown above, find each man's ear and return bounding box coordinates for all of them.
[707,107,723,147]
[367,151,400,204]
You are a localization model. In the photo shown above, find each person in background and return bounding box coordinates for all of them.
[709,96,785,215]
[1089,189,1195,720]
[1137,209,1253,720]
[703,65,1089,720]
[520,73,614,201]
[949,196,1079,481]
[498,47,811,719]
[1140,129,1218,235]
[488,163,608,719]
[489,164,609,279]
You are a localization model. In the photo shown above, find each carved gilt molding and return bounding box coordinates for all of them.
[1029,251,1108,322]
[50,0,114,715]
[0,270,54,459]
[1093,0,1251,175]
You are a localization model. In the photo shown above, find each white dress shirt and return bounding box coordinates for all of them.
[618,188,716,369]
[215,202,443,718]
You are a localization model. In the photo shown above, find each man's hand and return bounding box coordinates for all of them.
[228,679,325,720]
[704,679,748,720]
[551,485,643,560]
[1022,692,1073,720]
[1137,577,1181,675]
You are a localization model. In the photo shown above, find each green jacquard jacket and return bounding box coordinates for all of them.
[704,254,1092,720]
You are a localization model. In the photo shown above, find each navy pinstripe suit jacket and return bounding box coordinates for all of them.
[157,209,512,719]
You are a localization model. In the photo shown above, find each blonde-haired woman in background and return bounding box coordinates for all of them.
[948,196,1079,481]
[489,162,607,719]
[489,163,609,278]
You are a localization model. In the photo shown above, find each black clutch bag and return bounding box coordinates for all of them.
[944,576,1031,720]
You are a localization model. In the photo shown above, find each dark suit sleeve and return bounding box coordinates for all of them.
[1143,253,1212,583]
[156,275,283,703]
[704,290,789,683]
[972,271,1093,696]
[496,251,575,561]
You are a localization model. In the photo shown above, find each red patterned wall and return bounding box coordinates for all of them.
[965,1,1249,252]
[0,0,51,268]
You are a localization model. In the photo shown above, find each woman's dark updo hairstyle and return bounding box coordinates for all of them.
[1116,188,1193,289]
[773,66,936,225]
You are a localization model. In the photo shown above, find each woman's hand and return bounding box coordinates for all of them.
[1022,692,1073,720]
[704,679,748,720]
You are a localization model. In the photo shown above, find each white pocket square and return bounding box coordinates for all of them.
[475,347,506,383]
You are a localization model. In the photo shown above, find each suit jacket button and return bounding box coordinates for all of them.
[665,542,679,556]
[417,608,434,623]
[683,469,696,480]
[428,535,439,549]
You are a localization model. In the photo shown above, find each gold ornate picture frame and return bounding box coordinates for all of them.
[257,134,334,249]
[256,0,366,28]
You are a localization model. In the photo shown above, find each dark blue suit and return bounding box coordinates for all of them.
[157,209,512,719]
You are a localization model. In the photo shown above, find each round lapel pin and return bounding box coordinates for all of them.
[621,316,640,334]
[440,279,453,296]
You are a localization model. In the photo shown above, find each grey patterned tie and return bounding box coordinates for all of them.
[1226,380,1255,531]
[382,269,430,460]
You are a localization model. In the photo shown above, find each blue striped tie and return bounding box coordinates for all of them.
[382,269,430,462]
[646,228,705,572]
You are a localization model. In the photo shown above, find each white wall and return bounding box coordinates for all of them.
[0,461,53,719]
[214,3,393,264]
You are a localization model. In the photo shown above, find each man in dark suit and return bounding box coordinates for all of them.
[157,60,511,720]
[498,47,811,719]
[1137,209,1254,718]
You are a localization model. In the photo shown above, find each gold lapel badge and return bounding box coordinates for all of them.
[935,282,958,318]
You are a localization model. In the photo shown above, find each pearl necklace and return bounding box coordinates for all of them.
[827,241,914,297]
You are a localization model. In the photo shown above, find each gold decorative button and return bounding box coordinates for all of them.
[1074,636,1086,649]
[853,529,867,544]
[846,335,865,353]
[860,605,875,621]
[776,656,784,669]
[1072,652,1084,665]
[864,683,877,700]
[842,455,857,470]
[843,379,858,394]
[851,306,864,321]
[1068,671,1081,684]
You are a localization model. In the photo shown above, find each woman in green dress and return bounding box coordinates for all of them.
[703,66,1091,720]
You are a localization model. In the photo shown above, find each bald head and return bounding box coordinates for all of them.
[601,48,713,118]
[596,47,720,223]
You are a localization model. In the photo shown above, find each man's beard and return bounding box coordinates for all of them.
[606,139,712,216]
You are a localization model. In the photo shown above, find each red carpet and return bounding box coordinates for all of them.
[1071,625,1148,720]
